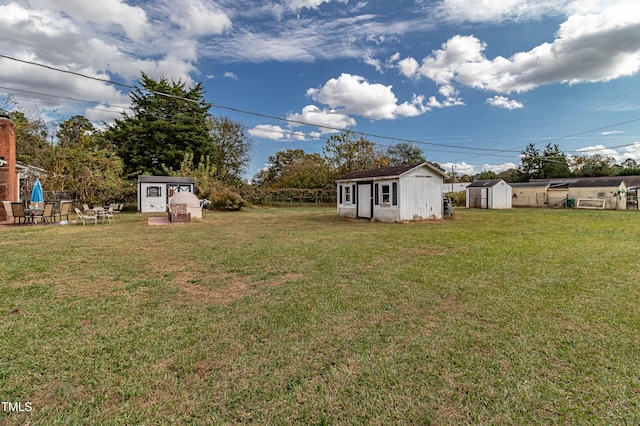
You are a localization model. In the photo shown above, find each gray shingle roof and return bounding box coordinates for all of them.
[467,179,506,188]
[137,175,194,184]
[336,162,444,181]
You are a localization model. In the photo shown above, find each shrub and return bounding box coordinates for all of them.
[446,190,466,207]
[209,184,247,211]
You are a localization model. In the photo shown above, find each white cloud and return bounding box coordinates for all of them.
[224,72,238,80]
[432,0,568,23]
[363,54,383,73]
[0,0,224,127]
[621,142,640,161]
[600,130,627,135]
[441,161,517,176]
[480,162,518,173]
[249,124,307,141]
[576,142,640,162]
[287,104,356,133]
[395,2,640,94]
[486,95,524,109]
[283,0,349,13]
[307,74,397,119]
[29,0,150,41]
[164,0,231,36]
[395,95,431,117]
[307,73,432,120]
[397,56,419,77]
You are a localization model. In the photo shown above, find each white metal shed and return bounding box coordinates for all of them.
[466,179,512,209]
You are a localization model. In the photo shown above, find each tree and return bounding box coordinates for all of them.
[252,149,332,189]
[572,154,616,177]
[9,110,52,168]
[386,142,425,165]
[517,143,542,182]
[163,151,216,197]
[540,143,571,178]
[323,130,386,175]
[56,115,95,148]
[476,170,497,180]
[208,115,253,187]
[45,117,126,203]
[617,158,640,176]
[104,73,213,177]
[497,168,518,183]
[516,143,570,181]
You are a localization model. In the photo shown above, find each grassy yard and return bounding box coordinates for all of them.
[1,207,639,424]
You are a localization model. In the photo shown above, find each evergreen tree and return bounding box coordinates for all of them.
[540,143,571,178]
[105,73,213,177]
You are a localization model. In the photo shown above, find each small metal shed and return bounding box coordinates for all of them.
[137,176,195,213]
[466,179,512,209]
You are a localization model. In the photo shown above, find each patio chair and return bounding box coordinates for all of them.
[82,204,91,211]
[41,202,55,224]
[54,201,72,222]
[11,202,31,224]
[110,203,123,217]
[75,208,97,226]
[102,207,115,223]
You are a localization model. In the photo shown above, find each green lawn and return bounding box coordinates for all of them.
[1,207,639,424]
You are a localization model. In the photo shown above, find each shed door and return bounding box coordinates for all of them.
[357,183,373,218]
[469,187,488,209]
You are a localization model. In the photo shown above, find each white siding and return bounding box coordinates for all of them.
[336,163,445,222]
[467,180,512,209]
[336,183,357,218]
[490,181,512,209]
[139,182,167,213]
[399,168,443,220]
[372,179,400,222]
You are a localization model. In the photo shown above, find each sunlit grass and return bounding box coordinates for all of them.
[1,207,640,424]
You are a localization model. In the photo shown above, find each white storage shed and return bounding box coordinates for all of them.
[335,162,446,222]
[137,176,195,213]
[466,179,512,209]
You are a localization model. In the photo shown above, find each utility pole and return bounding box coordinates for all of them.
[451,165,454,192]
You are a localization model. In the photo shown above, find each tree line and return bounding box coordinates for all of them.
[4,73,638,208]
[471,143,640,184]
[3,74,254,207]
[2,73,432,208]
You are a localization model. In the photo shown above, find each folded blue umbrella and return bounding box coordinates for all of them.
[30,178,44,208]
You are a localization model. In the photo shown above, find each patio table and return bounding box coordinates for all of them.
[27,209,44,225]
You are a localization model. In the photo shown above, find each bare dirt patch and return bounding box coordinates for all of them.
[176,272,302,305]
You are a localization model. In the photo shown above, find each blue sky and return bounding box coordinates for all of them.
[1,0,640,178]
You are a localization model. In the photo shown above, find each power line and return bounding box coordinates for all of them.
[2,53,639,161]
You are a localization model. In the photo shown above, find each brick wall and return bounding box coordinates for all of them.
[0,116,17,221]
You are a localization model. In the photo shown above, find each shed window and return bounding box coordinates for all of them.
[147,186,161,197]
[381,185,390,204]
[345,185,351,203]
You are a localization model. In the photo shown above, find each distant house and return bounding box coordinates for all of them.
[511,181,550,208]
[137,176,195,213]
[525,177,627,210]
[466,179,512,209]
[335,162,446,222]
